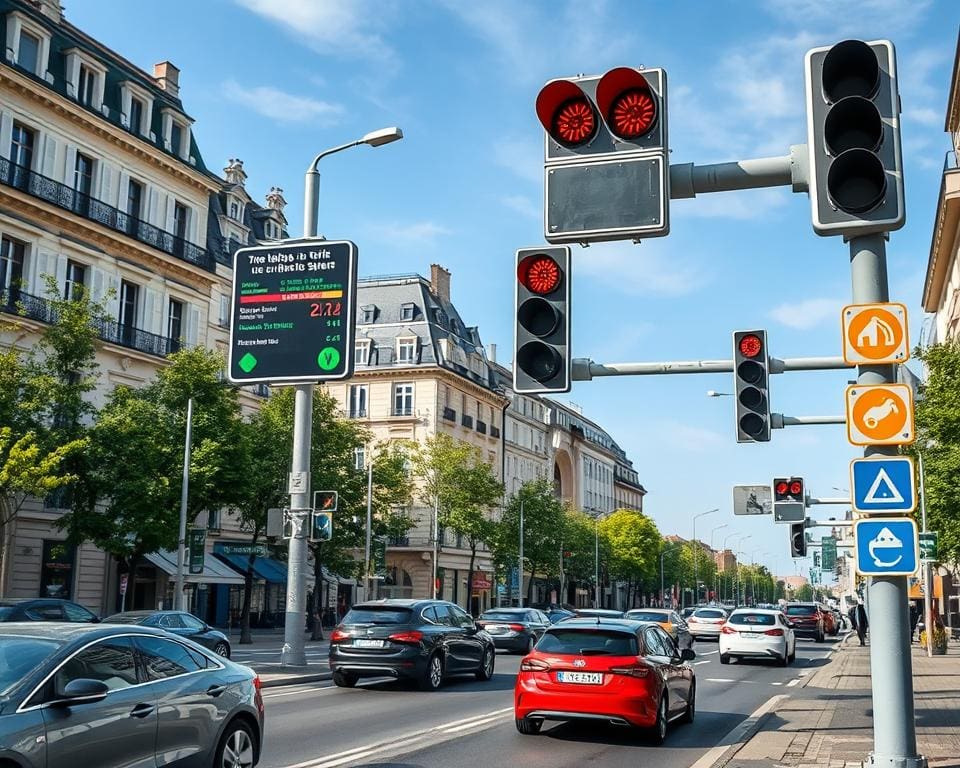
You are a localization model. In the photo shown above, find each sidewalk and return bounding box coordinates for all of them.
[228,631,333,688]
[717,636,960,768]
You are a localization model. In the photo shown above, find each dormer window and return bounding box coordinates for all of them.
[161,108,191,159]
[5,12,52,81]
[397,337,416,364]
[401,303,415,321]
[360,305,376,324]
[120,81,154,137]
[64,49,106,112]
[230,201,240,220]
[78,64,96,106]
[355,339,371,365]
[170,122,183,155]
[17,30,38,72]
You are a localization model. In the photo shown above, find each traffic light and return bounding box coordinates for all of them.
[535,67,669,243]
[804,39,904,236]
[733,330,771,443]
[314,490,338,512]
[790,522,807,558]
[513,246,571,394]
[773,477,806,523]
[311,511,332,542]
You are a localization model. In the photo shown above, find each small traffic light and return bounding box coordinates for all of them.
[536,67,669,243]
[733,330,771,443]
[314,490,338,512]
[773,477,806,523]
[513,246,571,394]
[804,39,904,236]
[311,511,332,542]
[790,522,807,558]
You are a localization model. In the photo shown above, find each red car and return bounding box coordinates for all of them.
[514,618,696,744]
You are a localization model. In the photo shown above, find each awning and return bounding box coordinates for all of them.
[215,552,288,585]
[144,551,245,586]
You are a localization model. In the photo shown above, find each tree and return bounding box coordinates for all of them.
[411,434,502,609]
[560,507,596,604]
[599,510,661,608]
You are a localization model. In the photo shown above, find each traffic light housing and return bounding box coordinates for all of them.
[790,522,807,558]
[311,511,332,542]
[804,39,904,236]
[514,246,571,394]
[536,67,669,243]
[733,330,771,443]
[773,477,806,523]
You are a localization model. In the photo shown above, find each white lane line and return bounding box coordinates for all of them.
[698,650,719,655]
[687,694,788,768]
[771,682,783,686]
[693,660,712,665]
[787,678,801,687]
[798,671,811,677]
[705,678,738,683]
[262,685,335,700]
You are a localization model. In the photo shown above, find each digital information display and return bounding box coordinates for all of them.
[228,239,357,384]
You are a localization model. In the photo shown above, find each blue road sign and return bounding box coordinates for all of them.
[850,457,916,514]
[854,517,919,576]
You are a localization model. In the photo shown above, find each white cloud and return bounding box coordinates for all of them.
[770,297,843,330]
[368,220,451,245]
[906,107,942,128]
[501,194,540,220]
[674,188,789,221]
[576,242,705,297]
[222,81,344,125]
[494,137,542,185]
[762,0,933,38]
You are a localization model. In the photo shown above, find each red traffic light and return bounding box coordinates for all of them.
[738,334,763,359]
[775,481,789,496]
[518,254,562,295]
[536,79,597,147]
[596,67,657,139]
[790,480,803,496]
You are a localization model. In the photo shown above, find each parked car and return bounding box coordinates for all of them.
[819,604,839,636]
[719,609,796,666]
[0,623,263,768]
[573,608,625,620]
[623,609,693,650]
[687,607,729,640]
[0,598,99,623]
[681,607,697,620]
[103,610,232,657]
[514,618,696,744]
[477,608,550,654]
[543,607,576,624]
[329,599,496,691]
[784,602,827,642]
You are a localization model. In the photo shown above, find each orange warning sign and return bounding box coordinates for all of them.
[845,383,915,446]
[842,303,909,365]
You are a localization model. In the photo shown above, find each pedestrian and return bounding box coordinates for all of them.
[909,601,920,642]
[855,598,868,646]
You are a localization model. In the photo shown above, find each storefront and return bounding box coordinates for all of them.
[213,542,288,630]
[137,550,245,623]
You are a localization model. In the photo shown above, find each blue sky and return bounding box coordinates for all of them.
[70,0,956,581]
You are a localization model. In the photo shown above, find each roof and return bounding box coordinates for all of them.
[0,622,166,642]
[551,618,651,631]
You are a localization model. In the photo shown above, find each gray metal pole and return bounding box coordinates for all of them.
[660,549,665,607]
[364,458,373,602]
[594,518,600,608]
[518,500,524,608]
[432,495,439,599]
[850,234,922,768]
[919,452,933,659]
[572,356,852,381]
[693,517,698,608]
[174,397,193,612]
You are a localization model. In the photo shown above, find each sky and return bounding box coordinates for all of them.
[68,0,957,582]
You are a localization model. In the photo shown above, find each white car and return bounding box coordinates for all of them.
[719,609,796,666]
[687,607,728,639]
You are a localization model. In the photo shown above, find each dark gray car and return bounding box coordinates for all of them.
[0,623,264,768]
[477,608,550,653]
[103,610,232,658]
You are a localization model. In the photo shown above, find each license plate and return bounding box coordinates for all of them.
[353,639,384,648]
[556,671,603,684]
[740,632,759,638]
[486,625,507,634]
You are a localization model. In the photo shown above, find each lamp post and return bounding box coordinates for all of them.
[723,531,740,603]
[710,523,728,604]
[512,479,525,608]
[660,541,679,608]
[734,534,752,605]
[362,450,374,602]
[282,127,403,669]
[174,397,193,612]
[692,509,718,607]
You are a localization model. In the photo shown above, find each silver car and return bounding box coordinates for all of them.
[0,623,264,768]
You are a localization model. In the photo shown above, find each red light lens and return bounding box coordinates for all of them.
[764,628,785,637]
[775,481,789,496]
[330,629,348,643]
[552,98,596,146]
[609,88,657,138]
[520,657,551,671]
[739,334,763,359]
[388,630,424,644]
[518,255,562,295]
[790,481,803,496]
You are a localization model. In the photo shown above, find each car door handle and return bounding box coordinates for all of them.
[206,685,228,697]
[130,703,155,719]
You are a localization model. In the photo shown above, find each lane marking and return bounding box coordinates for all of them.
[798,671,811,677]
[687,694,788,768]
[787,678,800,687]
[705,678,739,683]
[771,682,783,686]
[693,660,712,665]
[698,649,719,655]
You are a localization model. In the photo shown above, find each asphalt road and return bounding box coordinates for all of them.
[256,635,845,768]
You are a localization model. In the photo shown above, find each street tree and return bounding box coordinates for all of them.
[599,509,661,608]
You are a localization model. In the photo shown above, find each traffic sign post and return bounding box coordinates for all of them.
[919,532,938,562]
[854,518,919,576]
[842,303,909,365]
[845,383,915,446]
[850,456,916,514]
[822,536,837,571]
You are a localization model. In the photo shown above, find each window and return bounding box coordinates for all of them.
[355,340,370,365]
[397,337,416,364]
[179,613,205,631]
[78,64,95,106]
[401,303,415,321]
[0,637,59,697]
[16,30,38,73]
[449,605,475,629]
[10,122,34,174]
[129,97,144,135]
[40,540,76,599]
[538,629,638,655]
[207,508,221,532]
[173,202,188,241]
[230,201,239,219]
[431,605,455,627]
[158,613,183,629]
[64,260,86,301]
[393,383,414,416]
[170,122,183,157]
[360,306,375,324]
[0,236,25,300]
[55,637,139,693]
[349,384,368,418]
[73,152,94,215]
[167,298,183,341]
[126,179,143,220]
[219,295,230,328]
[119,281,139,339]
[62,602,95,623]
[136,636,204,680]
[354,446,365,471]
[644,627,672,657]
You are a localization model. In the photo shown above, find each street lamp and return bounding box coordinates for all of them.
[734,534,752,605]
[281,127,404,670]
[512,478,525,608]
[723,532,741,602]
[710,523,728,603]
[706,390,733,397]
[692,508,718,607]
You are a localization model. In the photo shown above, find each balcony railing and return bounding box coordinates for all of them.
[442,407,457,422]
[2,289,181,358]
[945,149,960,172]
[476,419,487,435]
[392,406,414,417]
[0,158,213,272]
[349,408,368,418]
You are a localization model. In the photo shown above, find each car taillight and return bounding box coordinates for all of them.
[721,625,737,634]
[609,663,650,678]
[764,628,785,637]
[388,630,424,644]
[520,658,551,672]
[330,629,349,643]
[253,675,263,716]
[509,624,525,632]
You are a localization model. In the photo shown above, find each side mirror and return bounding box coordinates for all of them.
[52,678,109,706]
[680,648,696,662]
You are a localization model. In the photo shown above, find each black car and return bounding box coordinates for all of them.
[0,623,263,768]
[329,599,496,691]
[477,608,550,653]
[0,598,99,623]
[102,610,232,658]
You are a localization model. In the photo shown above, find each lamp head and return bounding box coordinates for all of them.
[362,127,404,147]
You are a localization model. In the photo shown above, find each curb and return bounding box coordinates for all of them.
[260,671,333,688]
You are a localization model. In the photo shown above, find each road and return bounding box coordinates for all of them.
[256,635,844,768]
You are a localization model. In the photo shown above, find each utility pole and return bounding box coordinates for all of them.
[919,452,933,659]
[692,509,717,607]
[174,397,193,612]
[363,456,373,602]
[518,498,524,608]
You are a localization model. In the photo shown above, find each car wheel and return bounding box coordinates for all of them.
[789,644,797,663]
[215,719,256,768]
[816,630,825,643]
[333,671,357,688]
[213,641,230,658]
[516,717,542,735]
[780,650,789,667]
[720,653,731,665]
[681,683,695,724]
[476,647,495,681]
[648,694,669,745]
[418,653,444,691]
[522,636,535,654]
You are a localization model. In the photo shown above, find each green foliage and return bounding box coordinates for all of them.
[599,509,661,585]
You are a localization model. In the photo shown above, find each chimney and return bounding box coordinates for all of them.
[488,343,497,364]
[265,187,287,212]
[223,158,247,187]
[430,264,451,303]
[38,0,62,22]
[153,61,180,98]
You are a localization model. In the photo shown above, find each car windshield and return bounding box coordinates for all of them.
[102,614,148,624]
[786,605,817,616]
[626,611,669,623]
[693,609,726,619]
[480,612,524,621]
[729,612,776,626]
[342,607,413,625]
[538,629,638,656]
[0,637,59,695]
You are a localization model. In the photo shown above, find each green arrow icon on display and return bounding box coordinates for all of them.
[238,352,258,373]
[317,347,340,371]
